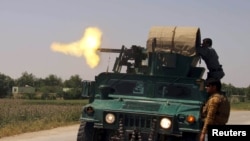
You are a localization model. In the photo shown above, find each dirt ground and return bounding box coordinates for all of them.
[0,124,79,141]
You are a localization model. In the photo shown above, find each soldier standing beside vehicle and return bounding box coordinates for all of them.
[200,78,230,141]
[196,38,225,80]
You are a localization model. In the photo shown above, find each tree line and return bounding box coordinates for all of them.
[0,71,250,100]
[0,71,83,99]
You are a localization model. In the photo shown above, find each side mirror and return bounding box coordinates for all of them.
[81,80,94,98]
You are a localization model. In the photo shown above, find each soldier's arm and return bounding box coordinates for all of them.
[196,46,206,56]
[201,96,220,134]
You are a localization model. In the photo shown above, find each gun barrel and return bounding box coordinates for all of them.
[98,48,121,53]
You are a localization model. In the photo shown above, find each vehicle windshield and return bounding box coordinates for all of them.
[107,79,144,95]
[106,79,202,101]
[155,82,202,100]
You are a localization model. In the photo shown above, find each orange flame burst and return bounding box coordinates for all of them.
[50,27,102,68]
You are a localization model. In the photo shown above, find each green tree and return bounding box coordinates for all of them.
[37,74,63,99]
[44,74,62,86]
[63,75,82,99]
[0,73,14,98]
[64,74,82,88]
[222,83,236,97]
[63,88,82,99]
[16,71,36,87]
[247,85,250,100]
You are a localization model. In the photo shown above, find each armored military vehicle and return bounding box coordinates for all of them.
[77,26,207,141]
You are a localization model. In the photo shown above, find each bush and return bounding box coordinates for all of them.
[63,88,82,100]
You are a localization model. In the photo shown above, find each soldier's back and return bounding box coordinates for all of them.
[213,93,230,124]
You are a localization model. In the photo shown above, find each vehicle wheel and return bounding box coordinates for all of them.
[77,121,94,141]
[77,121,112,141]
[93,129,112,141]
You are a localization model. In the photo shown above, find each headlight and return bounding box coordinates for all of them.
[105,113,115,124]
[160,118,171,129]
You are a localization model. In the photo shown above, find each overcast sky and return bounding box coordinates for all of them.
[1,0,249,87]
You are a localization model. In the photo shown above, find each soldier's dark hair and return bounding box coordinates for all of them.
[205,78,221,91]
[203,38,212,46]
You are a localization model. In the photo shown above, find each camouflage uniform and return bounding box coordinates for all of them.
[201,93,230,134]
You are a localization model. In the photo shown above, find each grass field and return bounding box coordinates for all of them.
[230,100,250,110]
[0,99,249,138]
[0,99,88,138]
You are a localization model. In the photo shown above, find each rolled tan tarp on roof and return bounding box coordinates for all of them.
[146,26,201,57]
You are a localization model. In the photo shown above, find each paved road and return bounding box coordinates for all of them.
[0,124,79,141]
[227,110,250,124]
[0,110,249,141]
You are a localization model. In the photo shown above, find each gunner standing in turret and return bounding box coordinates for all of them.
[196,38,225,80]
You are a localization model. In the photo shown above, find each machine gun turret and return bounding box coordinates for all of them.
[98,41,204,79]
[98,45,148,74]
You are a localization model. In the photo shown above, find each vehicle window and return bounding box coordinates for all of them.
[156,83,199,100]
[107,79,144,95]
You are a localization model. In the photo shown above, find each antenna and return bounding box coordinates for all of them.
[106,55,110,73]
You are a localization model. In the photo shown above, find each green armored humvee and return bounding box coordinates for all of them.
[77,26,207,141]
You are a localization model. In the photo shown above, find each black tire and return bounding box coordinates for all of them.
[77,121,112,141]
[77,121,94,141]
